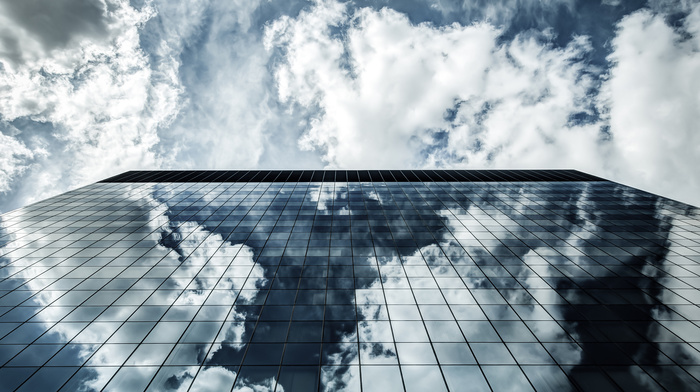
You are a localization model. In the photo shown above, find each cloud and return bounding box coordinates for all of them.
[265,0,604,170]
[429,0,576,28]
[0,0,109,64]
[601,4,700,205]
[1,0,700,215]
[266,0,700,206]
[0,131,42,193]
[0,0,318,211]
[146,0,321,171]
[0,184,277,391]
[0,0,183,212]
[145,1,266,168]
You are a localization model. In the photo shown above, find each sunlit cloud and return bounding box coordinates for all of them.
[1,0,699,209]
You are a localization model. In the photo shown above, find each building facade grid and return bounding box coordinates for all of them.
[0,171,698,391]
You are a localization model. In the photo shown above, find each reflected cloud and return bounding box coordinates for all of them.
[0,183,271,391]
[2,179,700,391]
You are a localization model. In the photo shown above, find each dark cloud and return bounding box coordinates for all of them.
[0,0,109,52]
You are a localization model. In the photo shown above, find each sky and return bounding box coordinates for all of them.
[1,0,699,213]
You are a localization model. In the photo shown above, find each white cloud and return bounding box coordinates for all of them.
[2,0,700,214]
[187,367,237,392]
[0,131,42,193]
[0,0,183,211]
[148,0,320,171]
[265,0,604,169]
[0,0,319,213]
[266,0,700,206]
[601,4,700,205]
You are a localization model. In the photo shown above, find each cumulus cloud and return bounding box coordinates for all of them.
[602,4,700,204]
[0,0,182,211]
[265,0,605,170]
[0,131,42,193]
[0,0,110,64]
[265,0,700,206]
[146,0,321,172]
[0,0,316,213]
[1,0,700,214]
[145,1,266,168]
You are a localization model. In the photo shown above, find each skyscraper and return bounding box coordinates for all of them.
[1,170,699,392]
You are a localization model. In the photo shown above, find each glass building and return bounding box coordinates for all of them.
[1,169,699,392]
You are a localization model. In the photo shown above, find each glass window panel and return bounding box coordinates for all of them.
[5,344,63,367]
[433,342,476,365]
[291,305,324,321]
[146,366,197,392]
[180,321,225,343]
[0,323,50,344]
[282,343,321,365]
[0,344,26,366]
[481,365,535,392]
[324,321,357,343]
[450,305,487,320]
[396,342,437,365]
[242,343,284,365]
[491,321,537,342]
[143,321,189,343]
[320,365,360,392]
[507,342,555,365]
[322,342,359,365]
[458,320,501,342]
[251,321,290,342]
[15,366,79,392]
[165,343,211,366]
[277,366,320,392]
[391,321,429,342]
[102,366,160,392]
[521,366,577,392]
[361,365,403,392]
[387,305,422,320]
[424,320,464,342]
[402,365,448,392]
[107,321,156,343]
[86,343,138,366]
[470,343,516,365]
[125,343,173,365]
[325,305,357,320]
[569,367,623,392]
[418,304,453,320]
[59,367,119,392]
[360,342,398,364]
[234,366,279,390]
[442,365,490,392]
[189,366,238,391]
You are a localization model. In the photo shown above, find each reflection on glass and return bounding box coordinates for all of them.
[0,176,699,391]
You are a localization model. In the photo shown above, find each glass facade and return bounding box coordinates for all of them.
[1,170,699,392]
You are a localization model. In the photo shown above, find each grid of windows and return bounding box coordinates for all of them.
[99,169,605,183]
[1,173,699,391]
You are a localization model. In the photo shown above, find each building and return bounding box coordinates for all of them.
[0,169,699,392]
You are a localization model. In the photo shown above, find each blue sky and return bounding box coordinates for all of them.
[1,0,699,212]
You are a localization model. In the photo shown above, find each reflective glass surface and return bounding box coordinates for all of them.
[1,172,700,391]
